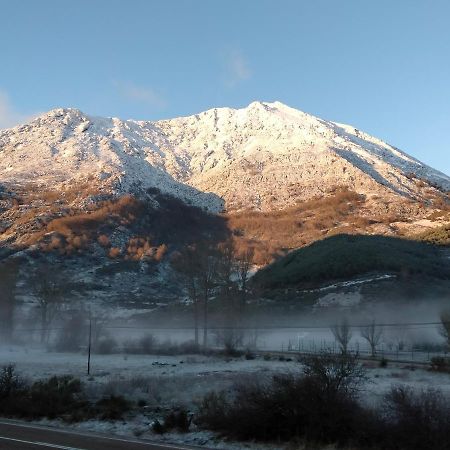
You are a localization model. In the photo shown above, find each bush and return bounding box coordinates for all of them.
[383,386,450,450]
[29,376,86,420]
[140,334,158,354]
[430,356,450,372]
[196,352,369,444]
[95,395,131,420]
[163,408,191,433]
[245,350,255,360]
[95,338,118,355]
[0,365,29,416]
[0,365,25,400]
[0,367,129,423]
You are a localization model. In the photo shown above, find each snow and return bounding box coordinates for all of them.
[0,102,448,213]
[2,346,450,449]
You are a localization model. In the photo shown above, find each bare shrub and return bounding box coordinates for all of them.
[384,386,450,450]
[196,352,369,444]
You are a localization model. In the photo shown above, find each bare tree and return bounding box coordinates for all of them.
[34,275,65,344]
[235,247,254,313]
[0,259,19,342]
[173,242,219,349]
[360,321,383,357]
[197,242,220,349]
[175,246,201,346]
[331,318,352,354]
[439,311,450,348]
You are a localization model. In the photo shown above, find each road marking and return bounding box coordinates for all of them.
[0,420,203,449]
[0,435,85,449]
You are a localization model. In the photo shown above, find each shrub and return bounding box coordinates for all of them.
[383,386,450,450]
[151,419,165,434]
[430,356,450,372]
[140,334,158,354]
[0,365,26,400]
[0,365,29,416]
[95,338,118,355]
[95,395,131,420]
[29,376,85,420]
[196,391,230,432]
[245,350,256,360]
[163,408,191,433]
[196,352,369,444]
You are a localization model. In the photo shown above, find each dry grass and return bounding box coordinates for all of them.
[227,188,370,264]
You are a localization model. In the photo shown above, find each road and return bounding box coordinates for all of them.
[0,421,208,450]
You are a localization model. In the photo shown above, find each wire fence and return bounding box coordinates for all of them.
[4,321,449,365]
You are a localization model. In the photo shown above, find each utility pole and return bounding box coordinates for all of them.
[87,310,92,375]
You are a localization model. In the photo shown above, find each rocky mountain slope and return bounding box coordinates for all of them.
[1,101,449,213]
[0,101,449,307]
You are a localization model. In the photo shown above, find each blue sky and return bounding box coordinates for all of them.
[1,0,449,175]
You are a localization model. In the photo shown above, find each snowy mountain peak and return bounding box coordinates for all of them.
[0,102,449,213]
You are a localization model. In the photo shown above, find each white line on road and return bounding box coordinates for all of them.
[0,420,203,449]
[0,435,85,449]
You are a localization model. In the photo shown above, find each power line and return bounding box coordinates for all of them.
[10,320,450,333]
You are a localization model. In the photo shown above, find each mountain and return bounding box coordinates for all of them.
[1,101,449,213]
[0,101,449,307]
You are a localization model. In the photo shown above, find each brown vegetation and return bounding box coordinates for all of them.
[227,188,370,264]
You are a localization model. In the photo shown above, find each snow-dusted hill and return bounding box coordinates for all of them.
[1,101,448,212]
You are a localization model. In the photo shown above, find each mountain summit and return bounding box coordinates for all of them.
[1,101,449,213]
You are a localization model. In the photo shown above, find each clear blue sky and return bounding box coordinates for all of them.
[1,0,449,175]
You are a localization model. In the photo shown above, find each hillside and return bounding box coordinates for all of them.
[0,101,449,306]
[252,234,450,290]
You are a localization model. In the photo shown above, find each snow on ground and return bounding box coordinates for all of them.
[2,346,450,449]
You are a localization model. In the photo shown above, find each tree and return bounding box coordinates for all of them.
[331,318,352,354]
[174,241,220,349]
[173,246,202,347]
[0,259,19,342]
[196,242,220,348]
[439,310,450,348]
[32,267,81,344]
[235,247,254,313]
[360,320,383,357]
[215,240,252,353]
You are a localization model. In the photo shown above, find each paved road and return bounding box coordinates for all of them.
[0,421,207,450]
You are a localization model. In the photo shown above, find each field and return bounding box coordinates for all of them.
[2,345,450,449]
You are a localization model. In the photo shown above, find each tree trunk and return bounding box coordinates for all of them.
[194,299,199,347]
[203,293,208,349]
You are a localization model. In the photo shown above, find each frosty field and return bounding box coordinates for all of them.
[1,345,450,449]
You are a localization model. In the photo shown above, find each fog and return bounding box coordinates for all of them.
[2,294,449,361]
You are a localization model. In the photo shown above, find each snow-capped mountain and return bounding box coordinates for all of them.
[1,101,448,213]
[1,101,449,308]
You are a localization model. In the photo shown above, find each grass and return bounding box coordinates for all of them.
[252,234,450,289]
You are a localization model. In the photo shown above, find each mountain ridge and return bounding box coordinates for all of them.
[1,101,448,215]
[0,101,449,307]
